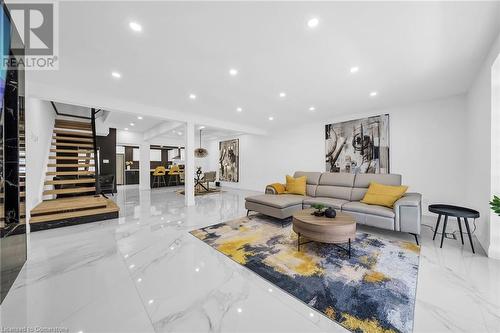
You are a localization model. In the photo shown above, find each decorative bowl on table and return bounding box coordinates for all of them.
[324,207,337,218]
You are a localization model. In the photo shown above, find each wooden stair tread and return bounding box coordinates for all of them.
[53,129,93,137]
[48,156,93,160]
[43,187,96,196]
[31,195,106,215]
[46,171,95,176]
[53,136,94,143]
[50,148,94,154]
[47,163,95,167]
[54,120,92,131]
[31,195,107,215]
[52,141,93,148]
[30,204,119,223]
[44,178,95,185]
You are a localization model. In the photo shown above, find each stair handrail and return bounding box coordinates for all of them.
[50,101,91,120]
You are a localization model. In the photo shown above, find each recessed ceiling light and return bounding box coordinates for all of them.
[237,308,243,313]
[268,116,274,121]
[137,116,143,120]
[370,91,378,97]
[309,106,316,111]
[199,126,205,129]
[189,93,197,100]
[236,107,243,112]
[148,299,154,305]
[279,92,286,98]
[178,131,183,135]
[124,128,129,131]
[130,123,135,126]
[229,68,238,76]
[307,17,320,29]
[350,67,359,73]
[111,71,121,79]
[129,21,142,32]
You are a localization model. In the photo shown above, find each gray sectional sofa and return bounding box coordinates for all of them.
[245,171,422,243]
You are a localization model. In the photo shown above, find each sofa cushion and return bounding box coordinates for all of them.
[351,174,402,201]
[342,201,395,218]
[245,194,304,209]
[319,173,355,187]
[294,171,322,196]
[285,175,307,195]
[315,172,355,200]
[303,197,348,209]
[361,182,408,208]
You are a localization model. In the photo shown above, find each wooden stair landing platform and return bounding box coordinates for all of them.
[29,195,119,230]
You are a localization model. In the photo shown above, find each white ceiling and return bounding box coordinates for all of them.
[103,110,163,133]
[54,101,241,141]
[28,1,500,131]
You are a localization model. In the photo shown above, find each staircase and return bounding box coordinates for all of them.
[29,117,119,230]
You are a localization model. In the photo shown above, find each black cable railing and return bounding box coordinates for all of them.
[91,108,100,196]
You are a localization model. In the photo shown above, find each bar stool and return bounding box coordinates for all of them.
[168,165,180,186]
[152,166,167,188]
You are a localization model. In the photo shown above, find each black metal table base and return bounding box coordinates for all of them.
[429,204,479,254]
[297,233,351,258]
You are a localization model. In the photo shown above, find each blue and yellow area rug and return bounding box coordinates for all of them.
[190,215,420,333]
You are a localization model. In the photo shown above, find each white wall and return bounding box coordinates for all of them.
[466,31,500,258]
[207,95,468,217]
[25,98,56,221]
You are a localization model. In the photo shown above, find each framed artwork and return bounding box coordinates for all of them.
[325,114,390,174]
[219,139,239,182]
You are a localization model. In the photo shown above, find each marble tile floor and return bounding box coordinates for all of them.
[1,185,499,333]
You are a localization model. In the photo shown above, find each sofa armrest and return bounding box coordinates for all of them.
[394,193,422,234]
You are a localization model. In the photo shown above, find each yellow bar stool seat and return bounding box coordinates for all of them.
[152,166,167,187]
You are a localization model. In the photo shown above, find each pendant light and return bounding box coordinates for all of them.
[194,128,208,158]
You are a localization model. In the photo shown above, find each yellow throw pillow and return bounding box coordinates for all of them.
[361,182,408,208]
[269,183,286,194]
[285,175,307,196]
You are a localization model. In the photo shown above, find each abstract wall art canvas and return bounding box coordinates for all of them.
[325,114,390,174]
[219,139,239,182]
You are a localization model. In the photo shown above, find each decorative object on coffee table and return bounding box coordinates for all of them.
[293,208,356,257]
[310,203,326,216]
[428,204,480,253]
[325,207,337,218]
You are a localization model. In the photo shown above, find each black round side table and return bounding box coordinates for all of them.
[428,204,480,253]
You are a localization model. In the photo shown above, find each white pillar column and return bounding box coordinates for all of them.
[185,122,195,206]
[139,141,150,191]
[489,54,500,259]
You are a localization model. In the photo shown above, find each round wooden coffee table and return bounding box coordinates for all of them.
[292,208,356,258]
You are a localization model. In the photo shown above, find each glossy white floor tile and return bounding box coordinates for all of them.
[1,185,499,333]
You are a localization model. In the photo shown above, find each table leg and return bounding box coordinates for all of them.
[348,238,351,259]
[464,218,475,254]
[433,214,441,240]
[457,217,464,245]
[440,215,448,248]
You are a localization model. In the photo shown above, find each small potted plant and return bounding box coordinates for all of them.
[311,203,326,217]
[490,195,500,216]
